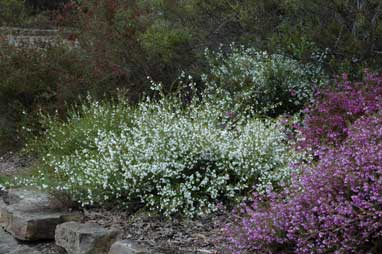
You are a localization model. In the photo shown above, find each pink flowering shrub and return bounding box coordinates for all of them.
[298,72,382,150]
[225,112,382,253]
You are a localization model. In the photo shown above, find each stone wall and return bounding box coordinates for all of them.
[0,27,78,48]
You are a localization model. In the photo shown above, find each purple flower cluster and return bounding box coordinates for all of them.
[224,73,382,253]
[298,72,382,150]
[225,113,382,253]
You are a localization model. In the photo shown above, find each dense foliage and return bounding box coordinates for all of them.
[0,0,27,26]
[0,0,64,27]
[226,112,382,254]
[205,45,326,116]
[0,44,97,149]
[23,83,300,217]
[0,38,319,149]
[70,0,198,96]
[225,76,382,253]
[1,1,382,251]
[2,0,382,148]
[1,0,382,79]
[25,0,69,10]
[298,72,382,150]
[141,0,382,75]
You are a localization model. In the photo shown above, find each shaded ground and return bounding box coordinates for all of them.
[0,152,34,176]
[84,208,228,254]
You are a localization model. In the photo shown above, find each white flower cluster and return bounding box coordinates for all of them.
[205,44,327,115]
[29,88,300,217]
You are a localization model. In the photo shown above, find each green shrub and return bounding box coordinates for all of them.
[23,84,299,217]
[0,43,97,148]
[139,20,193,64]
[67,0,198,96]
[0,0,198,148]
[204,45,327,116]
[278,0,382,74]
[0,0,28,26]
[143,0,382,75]
[0,0,61,27]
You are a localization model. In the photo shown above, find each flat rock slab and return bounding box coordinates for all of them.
[55,222,121,254]
[0,228,42,254]
[3,189,67,210]
[0,189,82,241]
[109,240,150,254]
[4,209,82,241]
[5,189,49,205]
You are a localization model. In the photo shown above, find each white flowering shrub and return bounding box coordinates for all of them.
[24,85,300,217]
[205,45,327,116]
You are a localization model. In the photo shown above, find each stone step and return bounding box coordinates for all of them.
[4,189,55,208]
[0,27,58,36]
[0,26,79,48]
[0,189,154,254]
[55,222,121,254]
[0,228,42,254]
[0,189,83,241]
[0,27,75,36]
[5,35,59,47]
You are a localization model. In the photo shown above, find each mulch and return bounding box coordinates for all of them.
[84,207,230,254]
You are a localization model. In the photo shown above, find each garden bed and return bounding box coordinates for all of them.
[84,208,227,254]
[0,154,226,254]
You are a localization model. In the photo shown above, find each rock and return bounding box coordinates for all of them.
[5,189,48,205]
[9,248,42,254]
[3,189,66,210]
[4,209,82,241]
[109,240,150,254]
[55,222,121,254]
[0,189,82,241]
[0,199,7,225]
[0,227,42,254]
